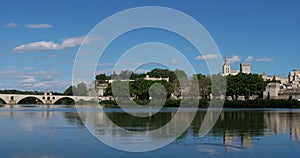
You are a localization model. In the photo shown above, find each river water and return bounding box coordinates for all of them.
[0,105,299,158]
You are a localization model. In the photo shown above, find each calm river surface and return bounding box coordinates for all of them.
[0,104,300,158]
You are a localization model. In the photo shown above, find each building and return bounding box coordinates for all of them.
[222,57,239,76]
[88,81,108,97]
[222,57,231,76]
[263,70,300,100]
[261,71,288,84]
[144,75,169,82]
[263,82,281,99]
[240,63,251,74]
[288,70,300,83]
[222,57,250,76]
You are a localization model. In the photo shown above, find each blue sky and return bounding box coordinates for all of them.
[0,0,300,92]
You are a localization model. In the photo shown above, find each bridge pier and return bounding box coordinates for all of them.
[8,100,16,105]
[44,100,53,105]
[8,96,16,105]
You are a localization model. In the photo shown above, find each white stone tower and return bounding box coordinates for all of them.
[223,56,231,76]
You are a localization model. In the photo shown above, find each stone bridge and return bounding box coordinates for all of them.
[0,90,111,105]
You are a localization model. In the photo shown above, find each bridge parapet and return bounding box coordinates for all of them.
[0,93,109,105]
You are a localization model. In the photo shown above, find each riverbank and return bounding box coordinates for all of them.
[99,99,300,108]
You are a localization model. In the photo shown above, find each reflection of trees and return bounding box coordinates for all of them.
[191,111,265,136]
[191,110,300,151]
[68,108,300,151]
[106,112,172,131]
[214,111,265,136]
[64,112,84,126]
[191,110,265,151]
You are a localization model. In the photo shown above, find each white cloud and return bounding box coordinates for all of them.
[0,69,70,92]
[23,66,35,70]
[245,56,255,62]
[195,54,220,60]
[255,57,274,62]
[227,55,241,64]
[4,23,18,28]
[19,77,37,84]
[25,23,52,29]
[19,79,70,92]
[40,75,55,81]
[0,70,59,80]
[244,56,274,62]
[13,36,95,52]
[13,41,60,52]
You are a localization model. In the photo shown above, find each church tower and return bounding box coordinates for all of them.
[223,56,231,76]
[240,63,251,74]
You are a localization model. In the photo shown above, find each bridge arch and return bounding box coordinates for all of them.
[0,97,7,104]
[17,96,44,104]
[53,97,75,105]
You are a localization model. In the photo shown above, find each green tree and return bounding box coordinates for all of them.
[110,80,130,99]
[130,73,146,80]
[147,68,177,82]
[74,82,89,96]
[118,70,133,79]
[64,86,76,95]
[190,74,217,99]
[172,69,189,98]
[95,73,110,83]
[130,79,174,100]
[226,73,267,100]
[211,74,226,97]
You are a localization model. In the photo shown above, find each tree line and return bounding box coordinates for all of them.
[75,69,268,100]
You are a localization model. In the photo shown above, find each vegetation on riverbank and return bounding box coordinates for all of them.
[223,99,300,108]
[100,98,300,108]
[75,100,100,105]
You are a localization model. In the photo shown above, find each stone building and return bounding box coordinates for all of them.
[222,57,250,76]
[240,63,251,74]
[261,71,288,84]
[144,75,169,82]
[288,70,300,83]
[263,70,300,100]
[88,81,108,97]
[222,57,231,76]
[263,82,281,99]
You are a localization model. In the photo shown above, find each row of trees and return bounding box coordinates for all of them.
[64,68,269,100]
[64,82,88,96]
[105,79,174,100]
[226,73,267,100]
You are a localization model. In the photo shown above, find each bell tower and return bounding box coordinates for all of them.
[223,56,231,76]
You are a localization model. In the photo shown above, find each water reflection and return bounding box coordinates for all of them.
[1,105,300,156]
[76,107,300,152]
[264,110,300,141]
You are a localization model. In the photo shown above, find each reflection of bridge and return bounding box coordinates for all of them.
[0,90,110,105]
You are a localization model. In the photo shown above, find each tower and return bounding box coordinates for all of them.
[240,63,251,74]
[288,70,300,83]
[223,57,231,76]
